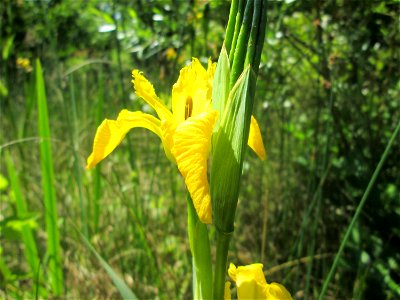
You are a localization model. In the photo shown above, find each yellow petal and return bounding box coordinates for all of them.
[160,119,177,163]
[172,58,210,124]
[172,110,218,224]
[132,70,172,120]
[248,115,266,160]
[229,263,268,299]
[224,282,232,300]
[265,283,292,300]
[228,263,238,282]
[86,110,162,169]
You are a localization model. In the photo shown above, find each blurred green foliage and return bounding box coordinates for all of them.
[1,0,399,299]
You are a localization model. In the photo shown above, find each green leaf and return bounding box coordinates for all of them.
[6,153,43,296]
[36,59,64,295]
[2,35,14,60]
[79,232,138,300]
[0,79,8,97]
[0,174,8,191]
[6,215,39,232]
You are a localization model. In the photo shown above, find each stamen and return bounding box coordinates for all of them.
[185,96,193,120]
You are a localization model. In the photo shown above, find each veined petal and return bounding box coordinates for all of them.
[86,109,162,169]
[132,70,172,120]
[172,110,218,224]
[160,119,177,163]
[248,115,266,160]
[172,58,210,123]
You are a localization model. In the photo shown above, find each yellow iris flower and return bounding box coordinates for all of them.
[86,58,265,224]
[225,263,292,300]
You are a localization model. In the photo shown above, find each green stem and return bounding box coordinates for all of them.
[213,229,232,300]
[318,120,400,299]
[187,195,212,299]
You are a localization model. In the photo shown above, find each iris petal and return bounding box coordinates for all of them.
[172,58,210,123]
[248,115,266,160]
[86,109,162,169]
[160,119,177,163]
[266,283,292,300]
[172,110,218,224]
[228,263,292,300]
[228,263,267,299]
[132,70,172,120]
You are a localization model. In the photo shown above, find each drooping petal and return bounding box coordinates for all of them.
[265,283,292,300]
[172,110,218,224]
[228,263,268,299]
[132,70,172,120]
[86,109,162,169]
[248,115,266,160]
[172,58,210,123]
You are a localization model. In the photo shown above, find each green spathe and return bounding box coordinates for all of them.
[212,44,230,137]
[211,65,256,234]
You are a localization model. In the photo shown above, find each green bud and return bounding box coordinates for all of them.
[211,65,256,234]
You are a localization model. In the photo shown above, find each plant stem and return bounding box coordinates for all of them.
[318,120,400,299]
[187,195,212,299]
[213,229,232,300]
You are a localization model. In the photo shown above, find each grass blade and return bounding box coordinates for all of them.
[93,70,104,233]
[68,73,88,237]
[79,231,138,300]
[36,59,64,295]
[318,120,400,299]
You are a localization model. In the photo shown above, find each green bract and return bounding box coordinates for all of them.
[211,65,256,234]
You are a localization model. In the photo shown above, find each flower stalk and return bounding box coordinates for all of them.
[187,194,212,299]
[211,0,267,299]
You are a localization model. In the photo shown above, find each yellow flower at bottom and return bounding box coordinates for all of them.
[86,58,266,224]
[226,263,292,300]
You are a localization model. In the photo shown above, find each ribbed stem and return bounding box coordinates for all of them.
[213,229,232,300]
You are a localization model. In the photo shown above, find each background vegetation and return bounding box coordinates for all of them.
[1,0,399,299]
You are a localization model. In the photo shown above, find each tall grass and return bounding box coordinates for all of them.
[5,153,43,297]
[36,59,64,296]
[319,120,400,299]
[67,73,88,237]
